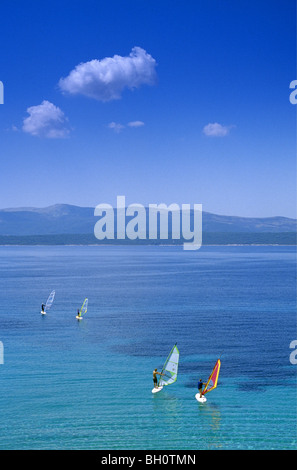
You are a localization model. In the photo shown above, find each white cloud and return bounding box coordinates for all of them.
[59,47,157,102]
[22,100,70,138]
[127,121,145,128]
[108,122,125,133]
[108,120,145,133]
[203,122,233,137]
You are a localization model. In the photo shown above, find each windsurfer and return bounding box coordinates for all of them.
[41,304,45,312]
[153,369,164,388]
[198,378,205,398]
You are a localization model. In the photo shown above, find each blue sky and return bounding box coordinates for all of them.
[0,0,296,217]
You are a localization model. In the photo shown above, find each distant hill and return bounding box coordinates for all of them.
[0,205,95,236]
[0,204,295,236]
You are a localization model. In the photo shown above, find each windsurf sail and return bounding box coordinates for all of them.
[79,298,88,317]
[45,290,55,312]
[159,344,179,387]
[203,358,221,395]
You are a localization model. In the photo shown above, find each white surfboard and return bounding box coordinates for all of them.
[76,316,83,321]
[152,386,163,394]
[195,393,207,403]
[41,311,46,315]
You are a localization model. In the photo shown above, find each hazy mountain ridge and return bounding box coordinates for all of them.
[0,203,296,236]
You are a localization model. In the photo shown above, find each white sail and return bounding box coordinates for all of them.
[159,344,179,387]
[45,290,55,312]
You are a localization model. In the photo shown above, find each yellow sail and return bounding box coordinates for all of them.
[203,359,221,395]
[79,298,88,317]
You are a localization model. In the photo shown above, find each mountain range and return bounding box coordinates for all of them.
[0,204,296,236]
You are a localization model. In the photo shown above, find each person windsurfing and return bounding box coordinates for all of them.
[41,303,45,313]
[198,378,206,398]
[153,368,164,388]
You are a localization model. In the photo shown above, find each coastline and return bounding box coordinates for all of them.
[0,231,295,247]
[0,243,295,247]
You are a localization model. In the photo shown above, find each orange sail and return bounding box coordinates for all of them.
[203,359,221,395]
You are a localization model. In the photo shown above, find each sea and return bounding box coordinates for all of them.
[0,245,296,450]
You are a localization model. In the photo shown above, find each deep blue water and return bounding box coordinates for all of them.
[0,245,296,450]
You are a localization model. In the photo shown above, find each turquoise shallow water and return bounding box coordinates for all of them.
[0,245,296,450]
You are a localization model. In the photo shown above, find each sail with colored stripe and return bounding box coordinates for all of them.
[79,298,88,317]
[159,344,179,387]
[203,359,221,395]
[45,290,55,312]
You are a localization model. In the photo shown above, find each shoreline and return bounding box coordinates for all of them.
[0,243,295,247]
[0,232,295,248]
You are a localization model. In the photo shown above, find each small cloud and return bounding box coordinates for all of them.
[108,122,125,133]
[203,122,233,137]
[4,124,19,133]
[127,120,145,128]
[59,47,157,102]
[22,100,70,138]
[108,120,145,133]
